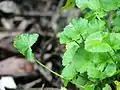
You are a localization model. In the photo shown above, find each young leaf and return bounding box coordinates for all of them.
[85,32,112,52]
[88,19,106,34]
[64,24,82,41]
[59,18,88,44]
[14,33,39,61]
[71,18,88,34]
[62,0,75,10]
[85,40,112,52]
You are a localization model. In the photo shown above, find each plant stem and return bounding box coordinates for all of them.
[35,58,85,89]
[34,58,64,79]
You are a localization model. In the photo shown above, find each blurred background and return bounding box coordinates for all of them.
[0,0,81,89]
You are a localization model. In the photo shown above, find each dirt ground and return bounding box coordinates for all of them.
[0,0,80,90]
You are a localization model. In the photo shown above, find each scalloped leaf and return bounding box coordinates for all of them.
[85,32,112,52]
[14,33,39,61]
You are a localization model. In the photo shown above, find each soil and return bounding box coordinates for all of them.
[0,0,80,90]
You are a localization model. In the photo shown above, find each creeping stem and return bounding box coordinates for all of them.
[34,58,64,79]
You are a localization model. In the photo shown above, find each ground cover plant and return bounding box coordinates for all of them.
[13,0,120,90]
[59,0,120,90]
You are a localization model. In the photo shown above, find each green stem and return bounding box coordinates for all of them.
[34,58,64,79]
[35,58,85,89]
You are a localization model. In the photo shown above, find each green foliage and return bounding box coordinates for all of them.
[59,0,120,89]
[85,31,112,52]
[59,18,88,44]
[14,33,39,61]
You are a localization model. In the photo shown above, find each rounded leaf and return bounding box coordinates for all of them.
[14,33,39,61]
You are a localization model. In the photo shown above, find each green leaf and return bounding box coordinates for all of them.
[114,81,120,90]
[85,10,106,20]
[76,0,120,11]
[14,33,39,61]
[87,63,106,79]
[85,11,96,20]
[72,48,90,73]
[59,0,120,89]
[72,73,88,88]
[85,40,112,52]
[71,18,88,34]
[100,0,119,11]
[85,32,112,52]
[90,53,111,72]
[62,0,75,10]
[114,16,120,27]
[61,87,67,90]
[75,0,88,10]
[116,10,120,16]
[59,32,73,44]
[95,10,107,18]
[104,63,116,77]
[84,84,95,90]
[88,0,101,10]
[63,79,69,87]
[88,19,106,34]
[65,18,88,40]
[113,16,120,32]
[105,33,120,50]
[103,84,112,90]
[59,18,88,43]
[64,24,81,41]
[91,53,110,64]
[62,63,76,81]
[62,44,79,66]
